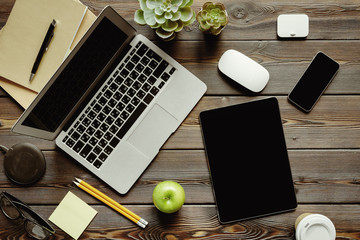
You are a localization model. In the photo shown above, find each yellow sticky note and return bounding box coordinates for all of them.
[49,191,97,240]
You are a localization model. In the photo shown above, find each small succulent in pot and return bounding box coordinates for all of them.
[134,0,196,41]
[196,2,228,35]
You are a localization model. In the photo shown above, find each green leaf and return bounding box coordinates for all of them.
[165,12,173,19]
[199,20,211,30]
[154,7,164,15]
[144,10,157,26]
[156,27,175,40]
[175,20,184,32]
[146,0,162,9]
[171,11,181,21]
[183,11,196,26]
[139,0,149,10]
[155,13,166,24]
[179,6,193,22]
[134,9,146,25]
[171,0,182,7]
[161,19,178,32]
[185,0,193,7]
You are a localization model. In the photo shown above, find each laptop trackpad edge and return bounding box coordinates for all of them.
[128,104,178,157]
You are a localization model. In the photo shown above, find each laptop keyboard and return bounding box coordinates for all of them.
[61,41,176,169]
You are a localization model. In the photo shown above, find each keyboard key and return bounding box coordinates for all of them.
[109,137,120,148]
[92,119,101,128]
[148,76,157,85]
[131,54,140,63]
[80,133,90,143]
[120,111,129,120]
[93,146,102,155]
[137,90,146,99]
[98,153,108,162]
[86,126,96,135]
[104,131,113,141]
[130,71,139,80]
[146,49,162,62]
[109,125,119,134]
[137,44,149,56]
[80,144,92,158]
[120,69,129,78]
[104,146,113,155]
[149,60,158,69]
[117,102,146,139]
[86,153,96,163]
[161,72,171,81]
[125,62,135,71]
[169,67,176,75]
[144,93,154,104]
[115,76,124,84]
[93,160,103,168]
[89,137,98,145]
[99,139,108,148]
[73,141,84,153]
[140,56,150,65]
[71,131,81,141]
[97,112,106,121]
[66,138,75,148]
[153,60,169,78]
[77,124,86,134]
[135,63,145,72]
[124,78,134,87]
[116,102,125,111]
[88,111,96,119]
[150,86,159,96]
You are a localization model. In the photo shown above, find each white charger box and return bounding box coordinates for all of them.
[277,14,309,38]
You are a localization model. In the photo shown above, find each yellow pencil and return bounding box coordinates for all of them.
[73,178,148,228]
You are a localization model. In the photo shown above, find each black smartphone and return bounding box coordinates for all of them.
[288,52,339,112]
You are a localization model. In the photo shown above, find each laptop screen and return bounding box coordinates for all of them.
[22,17,127,132]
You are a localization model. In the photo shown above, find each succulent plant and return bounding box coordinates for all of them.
[134,0,196,41]
[196,2,228,35]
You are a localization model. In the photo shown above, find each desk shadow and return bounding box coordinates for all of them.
[218,69,262,96]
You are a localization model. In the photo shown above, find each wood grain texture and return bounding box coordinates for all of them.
[0,150,359,205]
[1,0,360,40]
[0,0,359,239]
[0,205,359,239]
[1,96,360,150]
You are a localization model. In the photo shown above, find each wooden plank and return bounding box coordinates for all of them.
[0,204,359,239]
[1,149,359,204]
[1,40,359,97]
[1,0,360,40]
[1,96,360,149]
[159,41,360,95]
[81,0,360,41]
[168,96,360,149]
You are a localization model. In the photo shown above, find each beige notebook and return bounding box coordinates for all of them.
[0,0,87,93]
[0,8,96,109]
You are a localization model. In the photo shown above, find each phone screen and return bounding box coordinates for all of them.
[288,52,339,112]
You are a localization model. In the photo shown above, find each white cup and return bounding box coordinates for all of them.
[295,213,336,240]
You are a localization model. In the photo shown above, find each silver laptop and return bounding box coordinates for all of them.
[12,6,207,194]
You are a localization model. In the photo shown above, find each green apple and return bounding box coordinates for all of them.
[152,181,185,214]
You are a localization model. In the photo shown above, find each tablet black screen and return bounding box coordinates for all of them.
[200,98,297,223]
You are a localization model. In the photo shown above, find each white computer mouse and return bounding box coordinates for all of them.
[218,49,269,93]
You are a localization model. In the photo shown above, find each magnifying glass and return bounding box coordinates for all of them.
[1,143,46,185]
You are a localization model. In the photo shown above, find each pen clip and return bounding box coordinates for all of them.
[45,32,54,51]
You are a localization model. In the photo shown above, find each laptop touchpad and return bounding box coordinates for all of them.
[128,104,178,157]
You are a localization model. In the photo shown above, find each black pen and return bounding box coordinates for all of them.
[29,19,56,82]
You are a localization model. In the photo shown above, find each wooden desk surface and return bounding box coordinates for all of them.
[0,0,359,239]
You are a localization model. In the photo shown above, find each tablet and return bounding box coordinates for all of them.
[200,97,297,223]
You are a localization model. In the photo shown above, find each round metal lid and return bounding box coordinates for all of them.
[3,143,46,185]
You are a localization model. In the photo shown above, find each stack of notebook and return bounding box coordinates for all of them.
[0,0,96,108]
